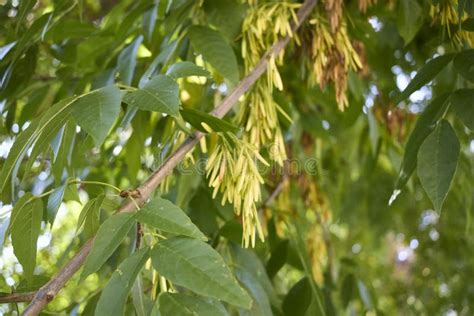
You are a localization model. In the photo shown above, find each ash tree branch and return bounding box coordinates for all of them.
[0,292,36,304]
[21,0,318,314]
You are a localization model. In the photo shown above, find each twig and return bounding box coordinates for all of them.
[262,175,289,208]
[0,292,35,304]
[135,222,143,251]
[21,1,318,314]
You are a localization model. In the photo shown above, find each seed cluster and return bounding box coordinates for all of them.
[206,133,269,247]
[238,2,299,165]
[305,0,363,110]
[430,0,474,45]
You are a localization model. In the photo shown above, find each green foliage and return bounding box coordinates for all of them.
[166,61,211,79]
[453,49,474,81]
[188,25,240,85]
[71,86,123,147]
[82,213,136,280]
[0,0,473,315]
[451,89,474,129]
[8,194,41,282]
[395,94,450,190]
[158,292,228,316]
[397,0,424,45]
[417,120,460,212]
[151,237,252,308]
[135,197,207,240]
[95,247,150,316]
[123,75,180,116]
[180,108,239,133]
[395,54,454,103]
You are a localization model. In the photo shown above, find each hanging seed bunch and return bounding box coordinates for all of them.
[241,2,300,70]
[306,12,362,110]
[303,179,331,284]
[307,225,327,284]
[235,82,290,166]
[324,0,343,33]
[430,0,474,45]
[238,2,300,165]
[206,132,269,247]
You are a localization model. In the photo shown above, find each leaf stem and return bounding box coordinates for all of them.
[27,180,121,203]
[128,196,141,211]
[116,83,138,91]
[70,180,122,193]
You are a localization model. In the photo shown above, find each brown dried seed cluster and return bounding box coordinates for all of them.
[307,15,362,110]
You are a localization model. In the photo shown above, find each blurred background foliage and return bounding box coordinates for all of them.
[0,0,473,315]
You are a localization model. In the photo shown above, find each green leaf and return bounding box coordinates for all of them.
[395,94,450,191]
[139,41,178,88]
[357,280,374,310]
[340,273,356,308]
[0,42,16,61]
[136,197,206,240]
[76,196,105,234]
[142,4,158,42]
[3,98,80,193]
[282,277,313,316]
[123,75,180,116]
[188,26,239,85]
[396,0,424,45]
[266,239,289,279]
[180,108,239,133]
[72,85,123,147]
[15,0,36,34]
[151,237,252,308]
[22,100,78,183]
[46,20,98,42]
[0,119,39,194]
[9,196,42,282]
[166,61,211,79]
[12,97,79,187]
[94,248,149,316]
[235,267,272,316]
[52,119,77,182]
[118,36,143,85]
[417,120,460,212]
[131,276,151,316]
[82,293,101,316]
[81,212,136,279]
[453,49,474,81]
[16,275,49,292]
[6,194,30,236]
[203,0,246,41]
[230,246,280,307]
[46,184,66,225]
[451,89,474,130]
[158,292,229,316]
[396,54,454,103]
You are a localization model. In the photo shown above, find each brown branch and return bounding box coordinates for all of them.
[262,175,289,208]
[22,1,317,314]
[0,292,35,304]
[135,222,143,251]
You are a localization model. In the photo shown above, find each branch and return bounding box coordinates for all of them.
[0,292,35,304]
[262,175,289,208]
[22,1,317,314]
